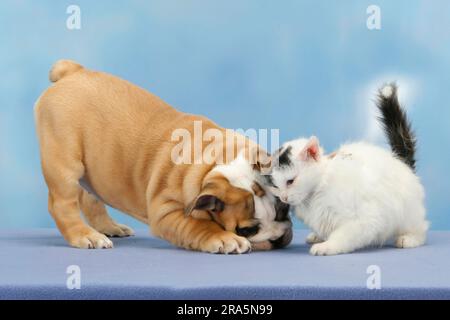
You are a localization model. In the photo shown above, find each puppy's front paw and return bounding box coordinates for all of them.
[202,232,251,254]
[310,241,340,256]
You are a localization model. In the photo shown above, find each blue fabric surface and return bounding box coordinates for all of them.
[0,229,449,300]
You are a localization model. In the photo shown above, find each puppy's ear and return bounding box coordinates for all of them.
[185,194,225,216]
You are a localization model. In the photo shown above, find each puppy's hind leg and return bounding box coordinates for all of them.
[79,189,134,237]
[42,147,113,249]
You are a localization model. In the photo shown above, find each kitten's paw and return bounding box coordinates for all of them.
[306,232,323,244]
[310,242,340,256]
[395,234,425,248]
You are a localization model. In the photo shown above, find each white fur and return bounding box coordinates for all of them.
[269,138,429,255]
[381,85,394,98]
[213,152,256,193]
[213,151,291,242]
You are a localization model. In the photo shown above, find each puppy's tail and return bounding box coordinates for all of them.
[376,83,417,171]
[49,59,83,82]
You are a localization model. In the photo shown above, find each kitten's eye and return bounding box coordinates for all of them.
[286,179,295,186]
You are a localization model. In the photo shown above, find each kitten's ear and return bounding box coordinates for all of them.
[299,136,320,161]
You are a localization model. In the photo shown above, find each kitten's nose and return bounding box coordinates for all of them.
[281,195,288,203]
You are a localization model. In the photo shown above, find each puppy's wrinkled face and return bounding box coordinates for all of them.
[186,174,259,234]
[245,183,293,250]
[186,153,293,250]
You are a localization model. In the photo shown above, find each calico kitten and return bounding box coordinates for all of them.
[265,84,429,255]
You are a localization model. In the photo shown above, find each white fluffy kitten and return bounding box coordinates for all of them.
[265,84,429,255]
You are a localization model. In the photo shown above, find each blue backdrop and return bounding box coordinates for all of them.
[1,0,449,229]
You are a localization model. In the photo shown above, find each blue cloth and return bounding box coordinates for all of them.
[0,229,449,300]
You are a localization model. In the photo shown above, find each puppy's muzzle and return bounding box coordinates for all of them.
[269,227,293,249]
[252,196,293,250]
[250,226,293,251]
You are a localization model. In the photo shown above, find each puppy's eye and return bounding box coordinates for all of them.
[286,179,295,186]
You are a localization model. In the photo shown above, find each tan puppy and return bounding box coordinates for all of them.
[34,60,292,253]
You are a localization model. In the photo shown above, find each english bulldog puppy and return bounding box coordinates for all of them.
[34,60,292,253]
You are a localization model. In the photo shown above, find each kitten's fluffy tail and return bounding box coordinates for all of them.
[376,83,417,171]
